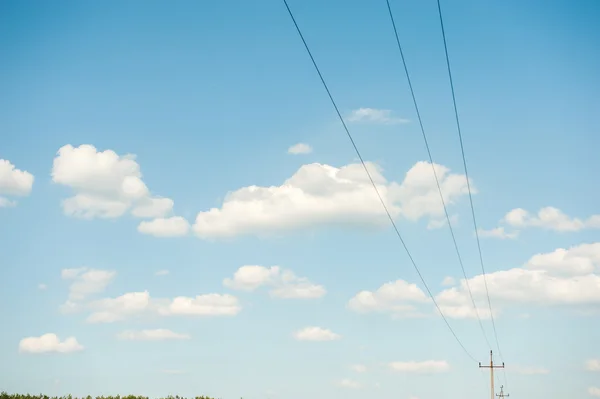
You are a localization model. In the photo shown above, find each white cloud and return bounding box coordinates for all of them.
[0,197,16,207]
[38,283,47,290]
[224,265,280,291]
[350,364,367,373]
[512,366,550,375]
[138,216,190,237]
[478,227,519,239]
[347,108,409,125]
[586,359,600,371]
[389,360,450,373]
[436,242,600,317]
[0,159,34,206]
[131,197,175,218]
[223,265,326,299]
[427,214,458,230]
[348,279,429,316]
[59,300,82,314]
[337,379,361,389]
[437,303,494,320]
[87,291,242,323]
[525,243,600,276]
[193,160,471,239]
[503,207,600,232]
[441,277,456,286]
[288,143,313,155]
[589,387,600,397]
[52,144,175,220]
[158,294,241,316]
[61,267,86,279]
[352,243,600,320]
[293,327,341,341]
[87,291,151,323]
[61,267,115,301]
[155,270,170,276]
[19,333,83,354]
[0,159,34,196]
[116,329,190,341]
[78,286,240,323]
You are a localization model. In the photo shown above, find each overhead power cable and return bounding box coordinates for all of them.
[384,0,492,351]
[434,0,509,387]
[282,0,477,362]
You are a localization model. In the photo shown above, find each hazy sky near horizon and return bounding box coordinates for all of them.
[1,0,599,398]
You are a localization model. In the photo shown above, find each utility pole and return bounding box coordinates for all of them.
[479,350,505,399]
[496,385,509,399]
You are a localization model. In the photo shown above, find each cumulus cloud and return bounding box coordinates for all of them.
[350,364,367,373]
[437,303,494,320]
[478,227,519,240]
[158,294,241,316]
[288,143,313,155]
[351,243,600,320]
[589,387,600,397]
[586,359,600,371]
[223,265,326,299]
[436,242,600,317]
[337,379,362,389]
[525,243,600,276]
[224,266,280,291]
[503,207,600,232]
[427,214,458,230]
[19,333,83,354]
[193,160,471,239]
[0,197,16,207]
[293,327,341,341]
[138,216,190,237]
[85,290,241,323]
[51,144,175,220]
[59,267,241,323]
[116,329,190,341]
[155,270,170,276]
[131,198,175,218]
[347,279,429,317]
[61,267,115,301]
[347,108,409,125]
[441,277,456,286]
[38,283,47,290]
[0,158,34,206]
[87,291,152,323]
[389,360,449,373]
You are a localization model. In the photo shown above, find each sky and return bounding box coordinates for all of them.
[0,0,599,398]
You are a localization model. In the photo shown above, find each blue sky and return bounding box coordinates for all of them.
[1,0,599,398]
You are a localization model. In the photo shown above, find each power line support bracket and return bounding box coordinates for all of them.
[479,350,505,399]
[496,385,510,399]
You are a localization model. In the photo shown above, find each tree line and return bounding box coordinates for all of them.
[1,393,217,399]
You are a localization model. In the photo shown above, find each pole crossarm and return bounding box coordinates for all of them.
[496,385,510,398]
[479,351,506,399]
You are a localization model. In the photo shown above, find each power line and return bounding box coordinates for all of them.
[434,0,509,387]
[384,0,492,351]
[282,0,476,363]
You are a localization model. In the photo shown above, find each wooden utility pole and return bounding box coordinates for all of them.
[479,350,505,399]
[496,385,509,399]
